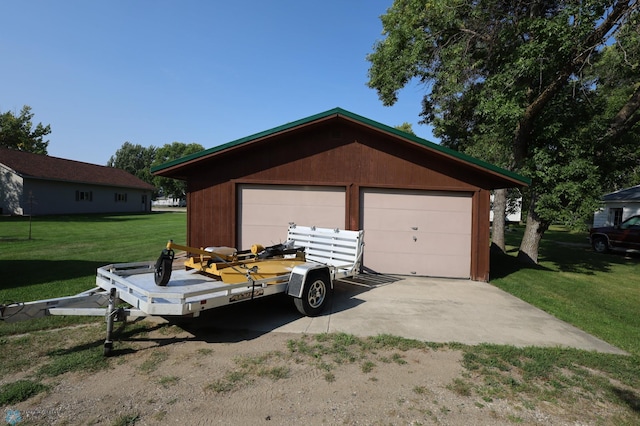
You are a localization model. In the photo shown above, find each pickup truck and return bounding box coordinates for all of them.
[589,215,640,253]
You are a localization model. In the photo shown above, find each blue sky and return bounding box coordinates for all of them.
[0,0,435,165]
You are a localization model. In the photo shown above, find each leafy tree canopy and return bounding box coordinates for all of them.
[367,0,640,263]
[394,122,416,135]
[108,141,204,199]
[0,106,51,154]
[107,142,157,186]
[152,142,204,199]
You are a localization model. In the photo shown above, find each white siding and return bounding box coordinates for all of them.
[594,203,640,227]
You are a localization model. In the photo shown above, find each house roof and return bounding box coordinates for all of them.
[603,184,640,202]
[151,107,530,187]
[0,148,155,190]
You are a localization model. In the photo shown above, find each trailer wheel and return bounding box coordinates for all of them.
[154,249,174,286]
[294,271,331,316]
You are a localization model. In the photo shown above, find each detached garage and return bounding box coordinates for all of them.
[152,108,528,281]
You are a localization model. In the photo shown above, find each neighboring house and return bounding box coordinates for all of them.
[0,148,155,216]
[152,108,529,282]
[592,184,640,228]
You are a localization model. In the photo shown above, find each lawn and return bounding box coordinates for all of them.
[0,212,187,334]
[491,225,640,356]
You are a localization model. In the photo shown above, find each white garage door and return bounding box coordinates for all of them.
[361,189,472,278]
[238,185,346,250]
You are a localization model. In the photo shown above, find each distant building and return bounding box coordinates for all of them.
[593,184,640,227]
[0,148,155,215]
[489,193,522,224]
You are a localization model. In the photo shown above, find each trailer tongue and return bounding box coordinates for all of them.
[1,225,364,356]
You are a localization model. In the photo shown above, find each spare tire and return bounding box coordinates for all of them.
[154,249,174,286]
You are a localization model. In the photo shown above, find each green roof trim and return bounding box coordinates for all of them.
[151,107,530,185]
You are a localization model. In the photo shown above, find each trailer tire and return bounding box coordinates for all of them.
[294,271,331,317]
[154,250,174,286]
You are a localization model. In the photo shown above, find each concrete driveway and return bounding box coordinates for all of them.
[186,276,625,354]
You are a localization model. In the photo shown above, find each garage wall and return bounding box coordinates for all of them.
[237,184,346,249]
[361,189,472,278]
[183,118,494,280]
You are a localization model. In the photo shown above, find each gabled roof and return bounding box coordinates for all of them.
[603,184,640,202]
[151,107,530,186]
[0,148,155,190]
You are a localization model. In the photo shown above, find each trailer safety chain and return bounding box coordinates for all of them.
[245,266,257,300]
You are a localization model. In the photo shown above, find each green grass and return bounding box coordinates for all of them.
[0,212,186,336]
[491,225,640,355]
[0,379,49,405]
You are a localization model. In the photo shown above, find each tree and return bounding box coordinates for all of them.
[367,0,640,264]
[152,142,204,199]
[0,106,51,154]
[394,122,416,135]
[107,142,157,187]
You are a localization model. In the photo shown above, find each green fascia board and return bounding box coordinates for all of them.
[151,107,530,186]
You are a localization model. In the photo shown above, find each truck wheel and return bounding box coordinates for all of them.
[154,250,173,286]
[294,271,331,317]
[592,237,608,253]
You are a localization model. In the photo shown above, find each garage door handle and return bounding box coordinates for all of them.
[411,227,418,230]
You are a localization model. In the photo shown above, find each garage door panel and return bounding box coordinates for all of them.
[239,185,345,250]
[242,188,344,208]
[362,189,472,278]
[364,209,471,234]
[243,205,344,227]
[364,251,470,278]
[365,231,469,256]
[364,190,469,209]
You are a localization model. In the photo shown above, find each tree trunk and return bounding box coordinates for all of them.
[517,191,550,264]
[603,85,640,143]
[491,188,507,253]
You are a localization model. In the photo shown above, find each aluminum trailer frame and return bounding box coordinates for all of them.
[1,225,364,356]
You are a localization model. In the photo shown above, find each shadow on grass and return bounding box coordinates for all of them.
[0,260,114,290]
[48,280,374,357]
[46,320,166,358]
[490,240,637,280]
[612,387,640,414]
[539,240,638,274]
[489,249,550,280]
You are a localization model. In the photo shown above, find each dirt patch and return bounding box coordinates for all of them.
[2,324,636,425]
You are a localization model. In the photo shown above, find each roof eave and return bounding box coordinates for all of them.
[151,107,530,187]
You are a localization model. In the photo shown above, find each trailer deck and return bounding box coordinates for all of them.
[1,225,365,355]
[95,261,292,316]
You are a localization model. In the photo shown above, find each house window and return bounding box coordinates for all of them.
[610,208,623,226]
[142,194,147,204]
[114,193,128,202]
[75,190,93,202]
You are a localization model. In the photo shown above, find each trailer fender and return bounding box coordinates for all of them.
[286,263,332,299]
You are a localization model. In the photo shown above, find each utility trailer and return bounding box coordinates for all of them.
[0,225,364,356]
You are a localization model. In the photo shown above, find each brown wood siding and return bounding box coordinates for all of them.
[180,118,505,281]
[471,189,491,281]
